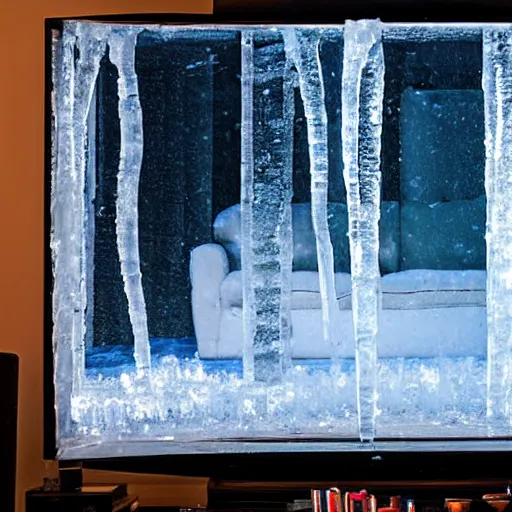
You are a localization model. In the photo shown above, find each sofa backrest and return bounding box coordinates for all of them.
[400,88,485,204]
[213,202,400,274]
[399,88,486,271]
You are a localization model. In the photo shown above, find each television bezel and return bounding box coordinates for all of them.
[44,2,512,479]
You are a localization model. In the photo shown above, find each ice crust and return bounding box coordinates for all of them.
[51,21,512,452]
[483,26,512,429]
[52,22,111,437]
[69,354,487,447]
[52,24,152,439]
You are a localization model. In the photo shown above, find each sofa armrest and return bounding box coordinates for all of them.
[190,243,230,358]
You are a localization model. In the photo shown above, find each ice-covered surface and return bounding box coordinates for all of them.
[52,25,76,439]
[483,26,512,429]
[51,21,512,454]
[52,22,111,437]
[342,20,385,442]
[113,23,504,43]
[53,23,154,440]
[70,339,490,449]
[240,31,294,383]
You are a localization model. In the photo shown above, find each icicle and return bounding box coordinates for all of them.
[241,31,255,380]
[342,20,385,442]
[84,85,97,350]
[52,25,76,439]
[73,23,111,384]
[240,30,294,383]
[280,59,296,370]
[483,26,512,430]
[283,28,343,360]
[52,22,109,438]
[109,28,152,378]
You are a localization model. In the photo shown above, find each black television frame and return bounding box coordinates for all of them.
[44,0,512,481]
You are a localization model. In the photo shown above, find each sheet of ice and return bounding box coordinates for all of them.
[109,28,152,378]
[51,22,109,436]
[71,344,488,447]
[52,26,76,438]
[283,28,343,360]
[51,22,511,452]
[382,24,484,42]
[342,20,385,442]
[483,26,512,429]
[240,31,294,383]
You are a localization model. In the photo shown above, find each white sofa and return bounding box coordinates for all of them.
[190,202,487,360]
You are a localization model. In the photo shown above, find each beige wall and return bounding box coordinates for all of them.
[0,1,212,510]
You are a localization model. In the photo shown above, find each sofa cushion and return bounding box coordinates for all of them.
[220,270,353,310]
[213,202,400,274]
[400,195,486,271]
[381,269,486,310]
[220,269,486,311]
[400,88,485,203]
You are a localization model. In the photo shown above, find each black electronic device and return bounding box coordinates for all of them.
[0,353,19,512]
[26,483,139,512]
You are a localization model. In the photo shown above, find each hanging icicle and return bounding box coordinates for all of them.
[483,26,512,431]
[240,30,294,383]
[52,22,109,437]
[342,20,385,442]
[109,28,152,378]
[241,31,256,380]
[73,23,111,386]
[280,58,296,370]
[52,24,77,439]
[283,28,343,361]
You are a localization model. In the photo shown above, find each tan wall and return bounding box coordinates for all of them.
[0,1,212,510]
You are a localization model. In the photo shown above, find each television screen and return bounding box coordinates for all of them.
[48,19,512,460]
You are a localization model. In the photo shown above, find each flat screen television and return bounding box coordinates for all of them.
[44,2,512,479]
